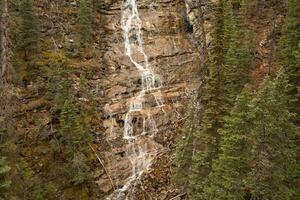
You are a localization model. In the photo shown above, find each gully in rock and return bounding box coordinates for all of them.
[107,0,165,199]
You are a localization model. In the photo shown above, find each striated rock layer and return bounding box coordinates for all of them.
[93,0,203,199]
[92,0,286,198]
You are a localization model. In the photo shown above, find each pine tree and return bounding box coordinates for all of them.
[232,0,252,89]
[173,96,198,189]
[78,0,92,45]
[0,157,10,200]
[293,42,300,199]
[246,69,298,199]
[44,52,73,113]
[224,0,252,106]
[189,1,240,198]
[0,129,10,200]
[60,98,92,185]
[223,5,240,105]
[202,88,252,200]
[278,0,300,124]
[60,99,78,148]
[277,1,300,197]
[60,98,92,154]
[20,0,40,61]
[0,86,12,200]
[66,152,91,185]
[174,0,251,198]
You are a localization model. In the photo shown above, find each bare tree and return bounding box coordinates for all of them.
[0,0,8,84]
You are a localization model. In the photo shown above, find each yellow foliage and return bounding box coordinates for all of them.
[42,51,68,64]
[20,99,49,113]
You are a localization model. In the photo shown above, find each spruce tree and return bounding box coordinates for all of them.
[0,129,10,200]
[187,0,253,197]
[173,96,198,189]
[0,90,12,200]
[223,0,252,106]
[60,99,92,185]
[246,69,298,199]
[60,99,92,149]
[0,157,10,200]
[44,52,73,113]
[277,1,300,197]
[223,4,240,105]
[202,88,252,200]
[233,0,252,88]
[20,0,40,61]
[66,152,91,186]
[189,1,240,198]
[278,0,300,124]
[78,0,92,45]
[294,42,300,199]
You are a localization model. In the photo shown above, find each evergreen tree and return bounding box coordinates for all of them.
[278,0,300,124]
[0,126,10,200]
[293,42,300,199]
[60,98,92,185]
[60,98,92,150]
[0,157,10,200]
[246,69,298,199]
[187,0,252,198]
[223,5,240,105]
[20,0,40,61]
[0,86,13,200]
[188,1,242,198]
[202,88,252,200]
[173,96,198,189]
[223,0,252,106]
[43,52,73,113]
[277,1,300,197]
[78,0,92,45]
[66,152,91,186]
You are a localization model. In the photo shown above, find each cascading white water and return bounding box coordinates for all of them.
[107,0,164,199]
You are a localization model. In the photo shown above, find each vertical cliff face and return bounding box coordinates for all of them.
[93,0,286,199]
[5,1,205,199]
[6,0,287,199]
[93,0,202,199]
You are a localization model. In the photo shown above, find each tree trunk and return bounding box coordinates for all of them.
[0,0,8,84]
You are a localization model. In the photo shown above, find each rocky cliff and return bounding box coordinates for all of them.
[93,0,286,199]
[94,0,201,199]
[5,0,287,199]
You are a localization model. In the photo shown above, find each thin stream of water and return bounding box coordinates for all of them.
[107,0,164,199]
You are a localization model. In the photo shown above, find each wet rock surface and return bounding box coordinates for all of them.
[91,1,285,198]
[7,0,287,199]
[93,0,202,199]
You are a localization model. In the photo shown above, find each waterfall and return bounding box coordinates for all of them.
[107,0,164,199]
